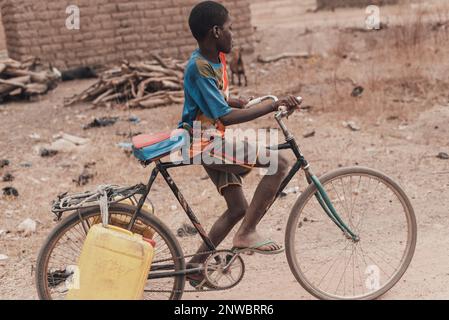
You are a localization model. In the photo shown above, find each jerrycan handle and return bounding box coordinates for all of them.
[98,186,109,227]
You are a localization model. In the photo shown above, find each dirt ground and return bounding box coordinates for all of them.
[1,0,449,300]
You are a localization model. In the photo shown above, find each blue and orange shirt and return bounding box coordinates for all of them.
[179,49,230,155]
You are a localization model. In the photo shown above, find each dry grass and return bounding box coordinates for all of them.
[298,4,449,122]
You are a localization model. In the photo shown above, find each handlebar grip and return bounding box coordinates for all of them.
[277,96,303,111]
[244,97,263,108]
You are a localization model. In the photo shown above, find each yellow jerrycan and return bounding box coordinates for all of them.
[91,197,156,239]
[66,224,154,300]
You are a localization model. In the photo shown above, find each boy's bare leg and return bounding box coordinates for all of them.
[233,152,289,251]
[188,185,248,266]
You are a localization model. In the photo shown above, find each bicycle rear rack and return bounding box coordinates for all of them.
[51,184,150,221]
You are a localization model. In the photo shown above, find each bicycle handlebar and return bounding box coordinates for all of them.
[245,95,303,117]
[245,95,303,140]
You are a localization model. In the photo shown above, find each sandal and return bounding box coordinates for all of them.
[232,239,285,255]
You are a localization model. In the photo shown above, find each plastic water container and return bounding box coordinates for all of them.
[66,224,154,300]
[91,197,156,239]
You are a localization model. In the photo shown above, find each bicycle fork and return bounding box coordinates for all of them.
[304,167,360,242]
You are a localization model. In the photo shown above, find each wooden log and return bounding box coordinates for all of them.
[257,52,311,64]
[151,53,169,69]
[100,92,126,104]
[9,88,22,96]
[138,98,169,109]
[128,91,167,107]
[25,83,49,95]
[161,80,182,91]
[137,78,153,98]
[129,79,137,98]
[134,63,183,79]
[93,88,114,105]
[0,76,31,93]
[0,58,22,69]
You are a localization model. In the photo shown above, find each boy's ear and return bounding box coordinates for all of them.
[212,26,220,39]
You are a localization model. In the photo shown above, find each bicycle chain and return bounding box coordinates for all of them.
[148,249,244,293]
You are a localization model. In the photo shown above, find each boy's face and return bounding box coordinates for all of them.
[216,15,233,54]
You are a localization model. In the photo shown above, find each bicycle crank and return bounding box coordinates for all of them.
[202,250,245,291]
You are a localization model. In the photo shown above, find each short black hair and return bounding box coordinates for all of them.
[189,1,229,41]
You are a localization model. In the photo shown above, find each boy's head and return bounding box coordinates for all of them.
[189,1,233,54]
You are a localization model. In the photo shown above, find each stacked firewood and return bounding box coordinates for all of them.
[0,57,61,102]
[64,55,186,109]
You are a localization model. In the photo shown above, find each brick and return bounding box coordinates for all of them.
[2,0,254,66]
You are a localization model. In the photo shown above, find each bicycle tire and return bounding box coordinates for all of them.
[285,167,417,300]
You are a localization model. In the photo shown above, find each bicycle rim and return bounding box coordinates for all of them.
[286,167,417,300]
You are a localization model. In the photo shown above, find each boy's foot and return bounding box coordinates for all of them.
[233,231,284,255]
[186,263,214,290]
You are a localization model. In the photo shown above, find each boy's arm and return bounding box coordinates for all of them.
[227,97,251,109]
[220,96,301,126]
[220,102,277,126]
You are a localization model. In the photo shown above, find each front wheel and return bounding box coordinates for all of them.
[285,167,417,300]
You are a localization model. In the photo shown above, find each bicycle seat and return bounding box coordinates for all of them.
[132,129,189,163]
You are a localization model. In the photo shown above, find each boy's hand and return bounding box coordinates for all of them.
[228,97,254,109]
[273,95,302,115]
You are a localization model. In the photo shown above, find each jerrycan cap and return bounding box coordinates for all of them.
[143,238,156,248]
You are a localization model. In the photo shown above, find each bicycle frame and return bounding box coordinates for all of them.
[126,96,359,280]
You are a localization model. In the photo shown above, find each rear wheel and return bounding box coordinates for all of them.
[36,203,185,300]
[285,167,417,300]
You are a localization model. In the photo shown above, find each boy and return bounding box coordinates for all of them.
[180,1,301,286]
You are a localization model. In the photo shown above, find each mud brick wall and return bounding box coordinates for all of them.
[0,0,254,70]
[317,0,399,10]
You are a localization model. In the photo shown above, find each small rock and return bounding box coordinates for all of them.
[29,133,41,141]
[201,175,209,180]
[84,162,96,169]
[437,152,449,160]
[61,133,89,146]
[343,121,361,131]
[280,186,300,197]
[83,117,119,130]
[177,223,198,238]
[17,218,37,236]
[386,116,399,121]
[128,115,141,124]
[2,187,19,197]
[0,229,7,236]
[303,130,316,138]
[39,148,58,157]
[0,159,9,168]
[49,139,77,152]
[117,142,133,151]
[73,169,94,186]
[351,86,364,97]
[170,205,178,211]
[20,162,32,168]
[2,173,14,182]
[0,254,8,261]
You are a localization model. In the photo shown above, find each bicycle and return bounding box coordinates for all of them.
[35,95,417,300]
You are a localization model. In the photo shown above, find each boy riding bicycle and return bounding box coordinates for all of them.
[181,1,301,285]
